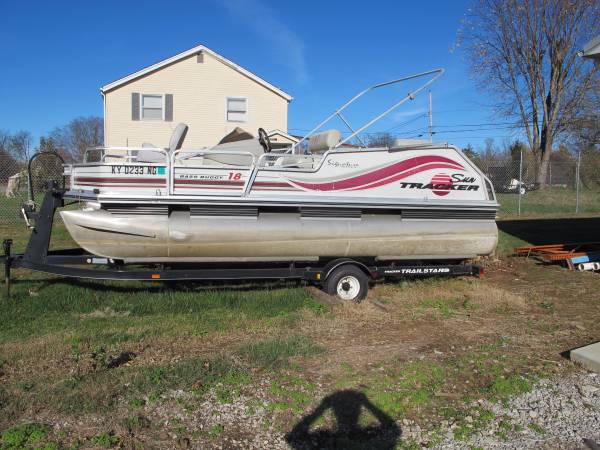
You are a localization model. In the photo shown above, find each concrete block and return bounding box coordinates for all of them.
[571,341,600,374]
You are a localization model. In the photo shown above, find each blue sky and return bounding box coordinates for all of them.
[0,0,521,150]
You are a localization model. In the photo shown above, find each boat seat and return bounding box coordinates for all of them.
[136,123,189,163]
[196,138,265,167]
[273,154,315,169]
[308,129,341,153]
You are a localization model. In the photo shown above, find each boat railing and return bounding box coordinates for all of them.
[83,146,170,164]
[171,149,257,167]
[290,68,445,153]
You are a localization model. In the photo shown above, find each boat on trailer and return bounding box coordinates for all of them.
[60,69,498,264]
[2,69,497,301]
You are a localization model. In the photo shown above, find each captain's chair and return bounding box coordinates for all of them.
[136,123,189,163]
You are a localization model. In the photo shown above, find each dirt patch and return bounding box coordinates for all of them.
[296,257,600,383]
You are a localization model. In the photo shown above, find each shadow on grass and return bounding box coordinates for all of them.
[8,276,306,295]
[286,390,401,450]
[498,217,600,247]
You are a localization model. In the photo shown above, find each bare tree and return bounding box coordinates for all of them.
[50,116,104,161]
[569,86,600,187]
[460,0,600,187]
[0,130,23,183]
[0,129,9,152]
[0,130,33,161]
[479,137,498,167]
[365,132,396,148]
[569,84,600,146]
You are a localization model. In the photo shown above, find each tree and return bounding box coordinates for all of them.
[365,132,396,148]
[0,130,23,183]
[37,136,58,153]
[0,130,9,153]
[508,140,527,162]
[0,129,32,161]
[462,143,483,167]
[50,116,103,162]
[479,137,498,168]
[0,130,33,161]
[460,0,600,187]
[568,85,600,147]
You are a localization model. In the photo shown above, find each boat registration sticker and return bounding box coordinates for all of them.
[110,165,166,175]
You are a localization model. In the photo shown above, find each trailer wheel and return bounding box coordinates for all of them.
[325,265,369,301]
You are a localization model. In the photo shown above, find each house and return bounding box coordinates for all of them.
[100,44,296,149]
[266,129,302,150]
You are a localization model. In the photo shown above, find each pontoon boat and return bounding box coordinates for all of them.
[60,69,498,264]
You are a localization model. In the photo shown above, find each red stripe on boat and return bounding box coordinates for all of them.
[351,163,463,190]
[253,182,293,188]
[174,179,245,186]
[75,177,166,184]
[76,183,165,187]
[286,156,464,191]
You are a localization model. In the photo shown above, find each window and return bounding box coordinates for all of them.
[227,97,247,122]
[141,94,163,120]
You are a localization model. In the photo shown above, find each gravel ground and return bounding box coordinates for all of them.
[141,370,600,449]
[431,371,600,449]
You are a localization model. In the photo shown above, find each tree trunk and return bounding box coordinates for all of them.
[536,133,553,187]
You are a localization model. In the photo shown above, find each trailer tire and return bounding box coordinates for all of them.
[325,265,369,302]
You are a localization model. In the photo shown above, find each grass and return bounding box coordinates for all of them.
[90,432,120,447]
[0,423,56,449]
[0,196,29,228]
[267,375,318,414]
[0,280,318,341]
[497,187,600,218]
[416,297,475,319]
[487,374,531,401]
[0,275,324,423]
[450,407,496,441]
[236,335,324,369]
[528,422,546,435]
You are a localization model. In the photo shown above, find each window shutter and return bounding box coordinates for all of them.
[165,94,173,122]
[131,93,140,121]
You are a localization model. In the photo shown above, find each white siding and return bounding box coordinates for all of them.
[104,52,289,148]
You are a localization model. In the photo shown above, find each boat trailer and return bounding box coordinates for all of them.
[1,184,482,300]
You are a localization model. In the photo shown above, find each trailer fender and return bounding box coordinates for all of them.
[321,258,373,281]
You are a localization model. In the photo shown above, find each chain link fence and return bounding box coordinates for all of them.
[480,153,598,217]
[1,152,66,229]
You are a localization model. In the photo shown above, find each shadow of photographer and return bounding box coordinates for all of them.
[285,389,401,450]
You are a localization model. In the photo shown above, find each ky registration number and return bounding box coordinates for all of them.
[111,165,164,175]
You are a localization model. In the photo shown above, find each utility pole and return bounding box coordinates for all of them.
[428,91,433,143]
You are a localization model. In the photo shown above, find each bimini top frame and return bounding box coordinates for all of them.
[291,68,445,153]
